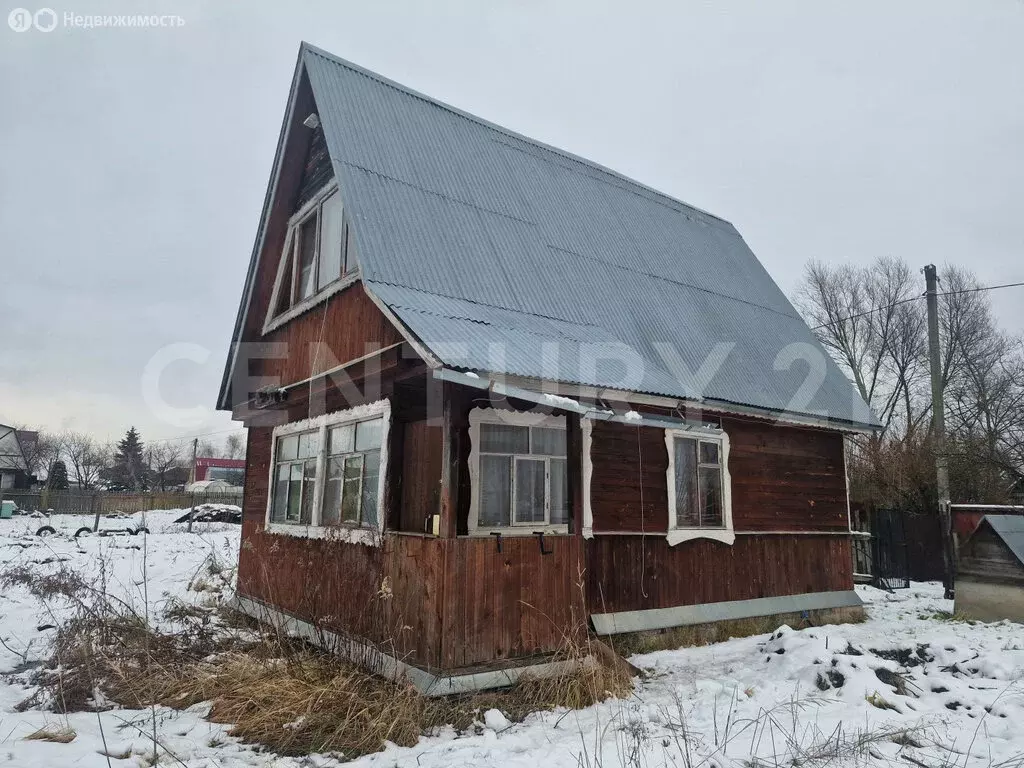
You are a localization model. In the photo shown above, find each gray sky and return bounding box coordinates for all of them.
[1,0,1022,446]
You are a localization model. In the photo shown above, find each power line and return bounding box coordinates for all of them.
[809,280,1024,331]
[149,426,246,445]
[936,280,1024,297]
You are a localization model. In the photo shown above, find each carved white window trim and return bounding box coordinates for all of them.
[264,400,390,546]
[665,427,734,546]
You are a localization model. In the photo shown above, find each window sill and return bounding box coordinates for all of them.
[467,525,569,538]
[666,527,735,547]
[264,521,381,546]
[261,271,360,335]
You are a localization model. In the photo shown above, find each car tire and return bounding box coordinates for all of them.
[35,525,57,537]
[74,527,93,538]
[133,526,150,535]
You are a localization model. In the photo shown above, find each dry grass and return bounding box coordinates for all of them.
[610,606,866,656]
[20,589,632,759]
[24,725,77,743]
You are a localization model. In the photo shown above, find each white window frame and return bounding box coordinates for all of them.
[262,183,359,335]
[468,408,570,536]
[264,400,391,546]
[665,428,734,546]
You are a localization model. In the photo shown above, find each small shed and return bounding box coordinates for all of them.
[955,515,1024,623]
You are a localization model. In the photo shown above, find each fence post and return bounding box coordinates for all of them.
[187,493,195,533]
[92,493,101,532]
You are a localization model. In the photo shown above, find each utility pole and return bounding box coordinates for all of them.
[187,438,198,533]
[925,264,955,599]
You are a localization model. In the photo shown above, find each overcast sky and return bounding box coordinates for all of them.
[1,0,1022,446]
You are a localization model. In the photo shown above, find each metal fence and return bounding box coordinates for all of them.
[0,490,243,515]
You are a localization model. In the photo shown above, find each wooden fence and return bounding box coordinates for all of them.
[0,490,243,515]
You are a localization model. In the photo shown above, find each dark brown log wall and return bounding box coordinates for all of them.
[588,417,848,533]
[238,427,445,667]
[399,420,442,534]
[586,534,852,613]
[246,283,405,391]
[439,535,585,669]
[238,427,584,670]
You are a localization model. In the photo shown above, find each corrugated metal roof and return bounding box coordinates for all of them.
[981,515,1024,567]
[299,43,878,428]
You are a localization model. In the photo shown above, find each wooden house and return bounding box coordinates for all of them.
[955,515,1024,623]
[218,44,879,693]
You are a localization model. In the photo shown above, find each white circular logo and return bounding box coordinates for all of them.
[8,8,33,31]
[34,7,57,31]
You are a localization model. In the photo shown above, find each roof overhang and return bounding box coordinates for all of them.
[433,368,878,434]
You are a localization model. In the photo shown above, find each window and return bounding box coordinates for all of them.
[266,402,389,542]
[269,185,353,322]
[469,410,568,533]
[665,430,733,546]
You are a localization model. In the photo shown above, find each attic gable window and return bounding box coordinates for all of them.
[665,429,734,546]
[266,184,354,328]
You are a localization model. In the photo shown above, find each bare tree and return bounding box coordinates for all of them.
[795,258,1024,508]
[149,441,185,491]
[224,432,245,460]
[794,256,924,436]
[15,428,64,481]
[197,439,221,459]
[63,432,110,490]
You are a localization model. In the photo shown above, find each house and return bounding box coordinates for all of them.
[0,425,32,490]
[955,515,1024,623]
[218,43,879,692]
[193,457,246,486]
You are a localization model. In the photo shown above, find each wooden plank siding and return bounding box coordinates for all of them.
[238,427,445,667]
[958,525,1024,586]
[248,283,405,391]
[588,417,848,533]
[439,535,586,669]
[585,535,852,614]
[238,396,854,672]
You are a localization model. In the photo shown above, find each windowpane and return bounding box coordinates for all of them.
[322,458,343,526]
[318,191,343,289]
[297,431,319,459]
[329,425,354,455]
[360,450,380,527]
[479,455,511,527]
[514,458,546,524]
[272,464,289,522]
[532,427,566,456]
[699,441,720,465]
[480,423,529,454]
[673,438,699,528]
[287,463,303,521]
[355,419,382,451]
[549,458,568,524]
[300,459,317,524]
[296,215,318,301]
[278,435,298,461]
[344,219,355,273]
[340,454,364,523]
[699,466,724,527]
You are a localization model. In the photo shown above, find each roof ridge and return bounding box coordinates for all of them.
[300,42,733,228]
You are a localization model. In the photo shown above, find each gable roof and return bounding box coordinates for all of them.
[974,515,1024,567]
[0,424,27,473]
[220,43,878,431]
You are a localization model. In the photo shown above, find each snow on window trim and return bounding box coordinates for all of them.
[665,427,734,546]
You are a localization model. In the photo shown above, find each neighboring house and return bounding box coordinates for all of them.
[0,424,32,490]
[955,515,1024,623]
[218,43,879,691]
[194,457,246,486]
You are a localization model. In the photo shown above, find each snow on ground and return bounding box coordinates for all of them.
[1,516,1023,767]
